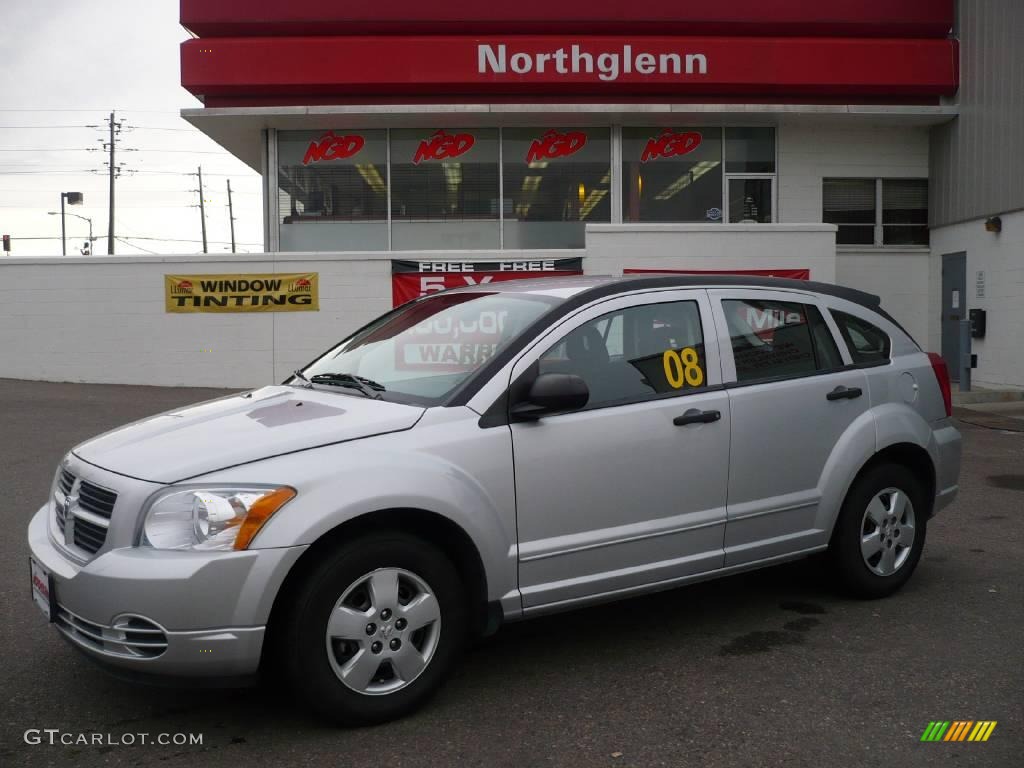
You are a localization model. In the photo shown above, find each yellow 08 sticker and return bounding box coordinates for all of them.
[662,347,705,389]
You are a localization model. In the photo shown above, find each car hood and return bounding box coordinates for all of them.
[73,385,425,483]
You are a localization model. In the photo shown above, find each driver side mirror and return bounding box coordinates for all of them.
[510,373,589,421]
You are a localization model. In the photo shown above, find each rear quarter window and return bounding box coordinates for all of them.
[830,310,891,365]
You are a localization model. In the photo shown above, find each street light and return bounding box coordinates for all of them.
[58,192,83,256]
[48,211,93,255]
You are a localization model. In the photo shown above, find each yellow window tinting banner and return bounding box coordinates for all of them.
[165,273,319,313]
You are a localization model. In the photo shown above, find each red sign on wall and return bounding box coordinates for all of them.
[526,130,588,163]
[392,258,584,306]
[302,131,365,164]
[412,130,475,164]
[181,1,955,39]
[640,130,703,162]
[182,35,958,106]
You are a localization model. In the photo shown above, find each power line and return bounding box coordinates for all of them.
[115,235,262,246]
[115,236,160,254]
[0,125,93,130]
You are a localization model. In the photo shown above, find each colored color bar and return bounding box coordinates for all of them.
[921,722,938,741]
[932,721,950,741]
[980,721,997,741]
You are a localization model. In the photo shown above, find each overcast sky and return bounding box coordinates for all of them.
[0,0,262,256]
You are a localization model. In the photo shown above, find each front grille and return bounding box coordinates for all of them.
[78,481,116,519]
[55,605,168,659]
[73,517,108,552]
[53,469,117,555]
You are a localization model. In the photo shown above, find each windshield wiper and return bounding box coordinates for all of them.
[308,373,384,399]
[291,369,313,388]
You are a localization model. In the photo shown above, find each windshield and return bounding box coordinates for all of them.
[298,291,561,405]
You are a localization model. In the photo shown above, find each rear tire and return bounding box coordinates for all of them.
[828,463,928,598]
[281,531,467,725]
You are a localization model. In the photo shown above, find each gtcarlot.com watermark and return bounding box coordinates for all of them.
[25,729,203,747]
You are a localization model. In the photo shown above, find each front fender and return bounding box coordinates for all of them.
[190,413,518,607]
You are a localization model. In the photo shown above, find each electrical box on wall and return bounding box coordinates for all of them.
[969,308,987,338]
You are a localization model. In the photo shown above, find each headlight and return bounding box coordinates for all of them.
[141,486,296,551]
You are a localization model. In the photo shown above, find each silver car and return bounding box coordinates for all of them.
[27,275,961,724]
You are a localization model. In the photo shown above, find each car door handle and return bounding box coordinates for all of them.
[673,409,721,426]
[826,385,863,401]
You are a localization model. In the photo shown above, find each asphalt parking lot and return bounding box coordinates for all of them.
[1,379,1021,767]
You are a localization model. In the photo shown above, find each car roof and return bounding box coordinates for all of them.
[446,274,884,314]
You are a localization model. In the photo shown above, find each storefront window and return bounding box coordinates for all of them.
[278,130,388,251]
[502,128,611,249]
[728,178,773,223]
[390,128,499,250]
[724,128,775,173]
[622,127,723,223]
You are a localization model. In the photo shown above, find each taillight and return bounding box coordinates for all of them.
[927,352,953,417]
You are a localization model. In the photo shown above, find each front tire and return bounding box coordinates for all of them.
[282,532,467,725]
[828,463,928,598]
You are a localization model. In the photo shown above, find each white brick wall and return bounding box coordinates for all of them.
[778,119,931,223]
[584,224,837,283]
[776,119,934,353]
[0,250,571,388]
[929,210,1024,389]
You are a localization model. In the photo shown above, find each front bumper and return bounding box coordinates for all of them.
[28,505,307,680]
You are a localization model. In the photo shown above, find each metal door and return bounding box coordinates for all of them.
[941,252,966,382]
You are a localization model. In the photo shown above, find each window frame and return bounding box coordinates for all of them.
[823,177,929,248]
[504,288,724,419]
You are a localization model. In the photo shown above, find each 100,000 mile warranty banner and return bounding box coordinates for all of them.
[165,273,319,313]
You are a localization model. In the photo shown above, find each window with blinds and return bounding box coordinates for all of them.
[882,179,929,245]
[502,128,611,249]
[390,128,500,250]
[823,178,876,245]
[278,130,388,251]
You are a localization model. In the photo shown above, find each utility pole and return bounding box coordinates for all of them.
[60,194,66,256]
[104,112,122,255]
[197,166,208,254]
[226,179,236,253]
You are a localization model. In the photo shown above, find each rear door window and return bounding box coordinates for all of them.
[723,299,842,382]
[830,310,891,365]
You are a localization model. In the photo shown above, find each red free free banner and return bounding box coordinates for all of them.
[391,258,584,307]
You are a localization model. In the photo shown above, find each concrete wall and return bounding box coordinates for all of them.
[833,249,934,353]
[584,223,836,283]
[1,228,842,389]
[0,250,566,389]
[929,210,1024,389]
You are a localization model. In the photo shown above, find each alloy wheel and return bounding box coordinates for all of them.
[324,567,442,695]
[860,487,916,576]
